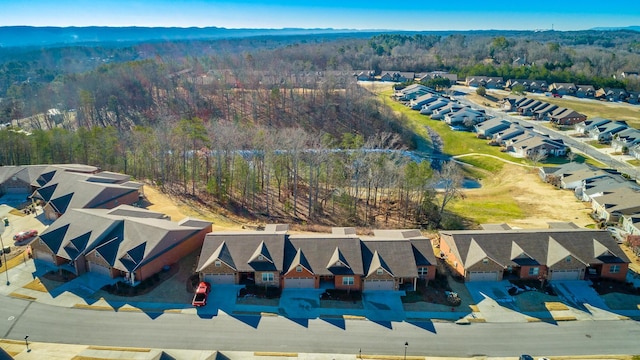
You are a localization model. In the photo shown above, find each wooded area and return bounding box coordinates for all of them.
[1,29,640,228]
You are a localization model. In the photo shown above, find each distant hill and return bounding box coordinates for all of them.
[0,26,368,48]
[591,26,640,32]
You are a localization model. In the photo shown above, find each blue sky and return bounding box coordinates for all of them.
[2,0,639,30]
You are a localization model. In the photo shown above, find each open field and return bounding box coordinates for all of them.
[451,160,594,228]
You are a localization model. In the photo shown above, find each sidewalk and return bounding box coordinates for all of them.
[0,339,525,360]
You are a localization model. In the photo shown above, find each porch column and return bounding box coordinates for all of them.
[413,278,417,291]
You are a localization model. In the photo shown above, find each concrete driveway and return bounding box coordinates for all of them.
[361,290,406,322]
[278,288,324,319]
[551,280,609,310]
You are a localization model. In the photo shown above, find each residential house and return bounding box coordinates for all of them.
[0,165,51,196]
[395,84,432,101]
[492,122,529,146]
[559,167,612,190]
[380,71,414,82]
[538,162,595,184]
[505,79,529,90]
[548,83,577,96]
[532,103,558,120]
[627,92,640,105]
[474,118,512,139]
[354,70,375,81]
[595,88,628,102]
[507,134,568,158]
[439,226,629,282]
[431,103,466,120]
[31,205,212,284]
[444,108,487,126]
[498,95,525,112]
[418,71,458,83]
[586,120,628,143]
[548,108,587,126]
[575,174,637,203]
[518,100,543,116]
[196,227,436,291]
[591,187,640,224]
[621,214,640,236]
[574,118,612,135]
[30,167,143,220]
[575,85,596,98]
[612,128,640,152]
[528,80,548,93]
[409,93,439,110]
[465,76,504,89]
[419,99,450,115]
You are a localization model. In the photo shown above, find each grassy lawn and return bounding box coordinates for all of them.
[585,140,609,148]
[627,159,640,166]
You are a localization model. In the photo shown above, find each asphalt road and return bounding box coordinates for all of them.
[1,296,640,357]
[453,91,638,176]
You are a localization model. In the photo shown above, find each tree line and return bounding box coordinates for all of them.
[0,120,463,229]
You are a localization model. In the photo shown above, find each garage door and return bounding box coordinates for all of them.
[284,278,315,288]
[468,271,499,282]
[34,250,55,264]
[550,269,581,281]
[203,274,235,285]
[88,261,112,277]
[364,279,395,290]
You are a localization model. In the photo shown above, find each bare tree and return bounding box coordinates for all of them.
[433,161,464,218]
[529,149,548,167]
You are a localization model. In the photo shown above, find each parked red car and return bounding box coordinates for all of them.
[13,229,38,242]
[192,281,211,307]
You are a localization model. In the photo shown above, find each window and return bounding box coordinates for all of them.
[296,266,302,272]
[214,260,221,267]
[258,255,264,261]
[418,267,428,276]
[376,268,384,275]
[335,261,342,266]
[529,267,539,276]
[610,265,621,274]
[482,258,488,264]
[342,276,354,286]
[262,273,274,282]
[565,256,571,263]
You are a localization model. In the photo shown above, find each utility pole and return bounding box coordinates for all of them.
[0,222,9,285]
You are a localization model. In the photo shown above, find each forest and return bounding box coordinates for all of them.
[1,28,640,229]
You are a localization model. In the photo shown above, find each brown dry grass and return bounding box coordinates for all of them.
[455,163,594,228]
[143,186,243,230]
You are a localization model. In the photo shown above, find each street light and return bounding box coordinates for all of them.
[404,341,408,360]
[0,222,9,286]
[24,335,30,352]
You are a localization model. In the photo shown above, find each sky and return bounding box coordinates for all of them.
[2,0,639,31]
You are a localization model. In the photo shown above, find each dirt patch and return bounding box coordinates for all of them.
[463,164,594,228]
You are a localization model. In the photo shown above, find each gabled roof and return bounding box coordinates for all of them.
[366,250,393,277]
[287,248,313,274]
[198,232,286,273]
[248,241,275,264]
[439,228,629,270]
[197,241,236,271]
[327,246,351,269]
[361,239,418,278]
[38,205,211,271]
[288,236,364,276]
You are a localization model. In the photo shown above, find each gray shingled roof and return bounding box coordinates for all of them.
[38,206,210,272]
[440,228,629,270]
[197,232,286,272]
[361,240,418,278]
